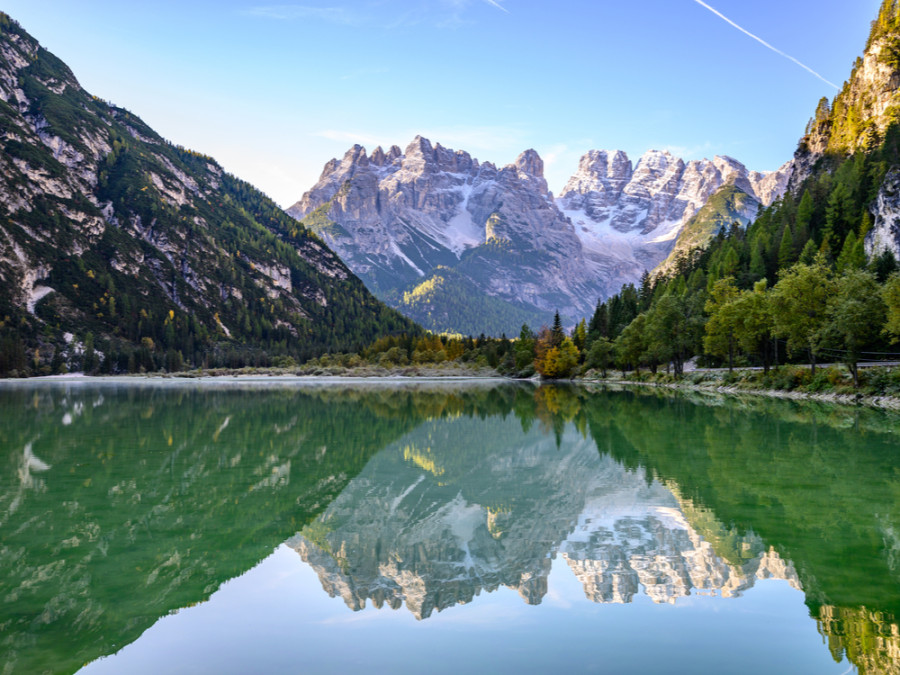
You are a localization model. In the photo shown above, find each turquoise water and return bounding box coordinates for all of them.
[2,379,897,673]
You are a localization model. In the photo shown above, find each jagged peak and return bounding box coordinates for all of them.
[513,149,544,178]
[405,135,433,158]
[575,149,634,177]
[712,155,746,168]
[342,144,368,164]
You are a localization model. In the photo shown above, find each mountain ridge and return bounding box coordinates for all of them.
[0,13,414,375]
[289,138,791,334]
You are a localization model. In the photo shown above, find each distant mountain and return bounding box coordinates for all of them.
[652,183,764,278]
[289,139,790,334]
[0,13,413,375]
[557,149,792,284]
[289,137,600,334]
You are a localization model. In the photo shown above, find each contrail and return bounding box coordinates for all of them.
[692,0,839,90]
[484,0,509,12]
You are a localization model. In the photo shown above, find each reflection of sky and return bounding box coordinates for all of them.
[81,545,849,675]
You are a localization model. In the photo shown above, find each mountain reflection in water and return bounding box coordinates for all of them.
[1,380,899,674]
[290,415,799,619]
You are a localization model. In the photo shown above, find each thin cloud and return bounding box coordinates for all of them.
[406,0,509,28]
[243,5,361,24]
[692,0,839,90]
[483,0,509,13]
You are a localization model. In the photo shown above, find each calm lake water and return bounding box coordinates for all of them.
[2,378,899,674]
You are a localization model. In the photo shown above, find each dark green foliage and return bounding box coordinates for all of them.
[0,18,416,376]
[591,105,900,376]
[550,311,564,347]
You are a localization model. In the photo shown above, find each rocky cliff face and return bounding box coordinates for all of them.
[288,417,799,619]
[557,150,792,285]
[791,3,900,191]
[0,13,411,371]
[289,137,600,333]
[787,2,900,260]
[290,140,789,333]
[867,167,900,259]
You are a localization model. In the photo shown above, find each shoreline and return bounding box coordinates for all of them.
[6,368,900,411]
[585,377,900,411]
[0,371,519,389]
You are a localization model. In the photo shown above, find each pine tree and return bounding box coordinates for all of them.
[638,270,653,310]
[587,300,609,343]
[750,239,767,280]
[795,189,814,249]
[824,181,854,250]
[778,224,795,270]
[799,239,818,265]
[550,311,564,348]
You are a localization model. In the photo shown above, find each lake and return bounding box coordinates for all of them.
[2,378,899,674]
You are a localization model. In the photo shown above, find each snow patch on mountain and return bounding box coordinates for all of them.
[556,150,793,287]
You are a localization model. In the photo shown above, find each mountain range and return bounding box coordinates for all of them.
[289,138,792,334]
[5,0,900,366]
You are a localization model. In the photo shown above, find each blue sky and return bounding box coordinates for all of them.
[3,0,883,206]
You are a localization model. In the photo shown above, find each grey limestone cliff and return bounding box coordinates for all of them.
[289,139,790,333]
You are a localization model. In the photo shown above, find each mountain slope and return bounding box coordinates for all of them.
[289,139,790,335]
[590,0,900,371]
[289,137,601,334]
[397,265,547,336]
[652,183,762,278]
[0,14,414,375]
[789,0,900,260]
[557,150,792,286]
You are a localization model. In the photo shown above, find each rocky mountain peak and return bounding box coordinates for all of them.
[370,145,386,166]
[404,134,432,159]
[633,149,684,183]
[514,148,543,177]
[711,155,747,177]
[557,147,792,291]
[792,0,900,188]
[287,137,598,332]
[560,150,633,204]
[511,149,548,195]
[398,135,478,176]
[344,143,368,166]
[287,136,791,334]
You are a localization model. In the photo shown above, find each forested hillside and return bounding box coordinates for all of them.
[575,0,900,383]
[0,14,414,377]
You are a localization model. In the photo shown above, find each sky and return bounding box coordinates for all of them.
[3,0,884,207]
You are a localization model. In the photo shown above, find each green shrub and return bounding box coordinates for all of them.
[770,366,812,391]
